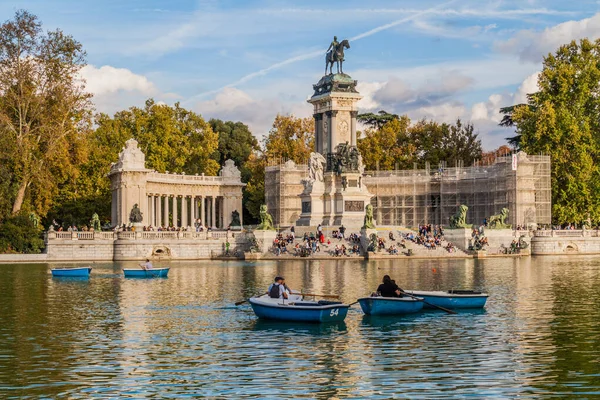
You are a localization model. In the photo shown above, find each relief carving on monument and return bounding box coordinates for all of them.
[337,113,350,142]
[345,200,364,212]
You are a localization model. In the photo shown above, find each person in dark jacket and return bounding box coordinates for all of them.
[377,275,403,297]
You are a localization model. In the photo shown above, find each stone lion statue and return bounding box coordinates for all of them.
[449,204,471,229]
[362,204,376,229]
[488,207,511,229]
[91,213,102,231]
[129,204,143,223]
[256,204,275,231]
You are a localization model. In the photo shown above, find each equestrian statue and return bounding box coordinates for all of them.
[325,36,351,75]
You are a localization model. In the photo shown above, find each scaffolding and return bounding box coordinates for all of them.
[365,154,551,228]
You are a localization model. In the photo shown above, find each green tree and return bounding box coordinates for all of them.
[508,38,600,224]
[264,114,314,164]
[357,116,415,170]
[357,110,399,130]
[0,10,93,218]
[0,213,44,253]
[209,119,259,223]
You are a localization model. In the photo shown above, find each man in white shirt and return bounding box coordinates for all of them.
[140,259,153,270]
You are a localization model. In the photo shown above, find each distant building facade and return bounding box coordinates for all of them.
[108,139,245,229]
[266,153,551,228]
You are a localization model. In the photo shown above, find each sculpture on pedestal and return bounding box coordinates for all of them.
[449,205,471,229]
[325,36,351,75]
[230,210,241,227]
[256,205,275,231]
[91,213,101,231]
[308,152,326,182]
[488,208,511,229]
[331,142,361,174]
[362,204,376,229]
[129,204,143,223]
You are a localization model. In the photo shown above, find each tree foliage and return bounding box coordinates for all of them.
[508,38,600,224]
[357,115,482,170]
[0,213,44,253]
[357,110,399,130]
[264,114,314,164]
[0,10,93,218]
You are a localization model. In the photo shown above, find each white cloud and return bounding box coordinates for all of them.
[515,71,541,103]
[194,87,310,137]
[495,12,600,62]
[80,65,156,96]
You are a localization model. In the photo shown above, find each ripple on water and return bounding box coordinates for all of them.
[1,258,600,398]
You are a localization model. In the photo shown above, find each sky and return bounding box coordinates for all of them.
[3,0,600,149]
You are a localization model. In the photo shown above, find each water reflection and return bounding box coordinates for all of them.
[1,257,600,397]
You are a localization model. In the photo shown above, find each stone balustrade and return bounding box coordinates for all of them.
[532,230,600,238]
[47,230,242,242]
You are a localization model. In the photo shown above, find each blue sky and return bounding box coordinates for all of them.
[3,0,600,149]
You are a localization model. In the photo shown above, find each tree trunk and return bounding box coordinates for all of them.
[11,179,28,215]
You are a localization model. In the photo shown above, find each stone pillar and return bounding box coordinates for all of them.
[350,111,358,146]
[172,196,178,227]
[163,195,169,227]
[314,113,322,154]
[182,196,188,228]
[201,196,205,227]
[157,195,162,228]
[150,195,156,226]
[330,110,338,152]
[211,196,217,229]
[192,197,197,222]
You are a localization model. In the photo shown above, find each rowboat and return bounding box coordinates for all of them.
[404,290,488,309]
[357,296,424,316]
[123,268,170,278]
[51,267,92,277]
[248,294,349,323]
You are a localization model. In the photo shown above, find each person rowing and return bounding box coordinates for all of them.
[140,259,153,270]
[268,276,288,299]
[376,275,403,297]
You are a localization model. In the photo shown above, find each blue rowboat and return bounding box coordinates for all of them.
[249,294,349,323]
[358,296,424,316]
[405,290,488,309]
[123,268,170,278]
[51,267,92,277]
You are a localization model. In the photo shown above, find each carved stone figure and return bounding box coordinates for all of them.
[331,142,361,174]
[256,204,275,231]
[129,203,143,223]
[363,204,376,229]
[91,213,101,231]
[29,212,40,229]
[230,210,241,227]
[325,37,351,75]
[449,205,471,229]
[518,235,529,249]
[220,159,241,179]
[308,152,326,182]
[488,208,512,229]
[367,233,377,252]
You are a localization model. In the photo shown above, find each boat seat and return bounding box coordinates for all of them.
[317,300,343,306]
[447,290,482,295]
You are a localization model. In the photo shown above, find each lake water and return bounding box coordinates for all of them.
[1,257,600,398]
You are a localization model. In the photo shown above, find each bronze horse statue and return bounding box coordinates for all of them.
[325,39,350,75]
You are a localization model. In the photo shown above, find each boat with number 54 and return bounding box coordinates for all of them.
[248,294,349,323]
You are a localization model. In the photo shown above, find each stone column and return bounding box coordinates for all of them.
[172,196,178,227]
[211,196,217,229]
[163,195,169,227]
[192,197,197,222]
[201,196,205,227]
[326,111,333,155]
[330,110,338,152]
[314,113,322,154]
[350,111,358,146]
[150,195,156,226]
[182,196,188,228]
[156,195,162,228]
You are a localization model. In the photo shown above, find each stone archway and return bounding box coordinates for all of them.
[564,243,578,253]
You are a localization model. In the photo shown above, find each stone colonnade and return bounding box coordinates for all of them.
[109,139,244,229]
[146,194,224,229]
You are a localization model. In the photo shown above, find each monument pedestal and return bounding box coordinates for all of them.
[251,230,277,254]
[360,228,378,253]
[297,181,326,226]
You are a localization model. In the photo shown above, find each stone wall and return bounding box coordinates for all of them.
[531,230,600,255]
[43,231,250,261]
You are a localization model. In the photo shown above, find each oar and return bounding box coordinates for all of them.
[401,291,457,315]
[235,292,266,306]
[348,300,359,306]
